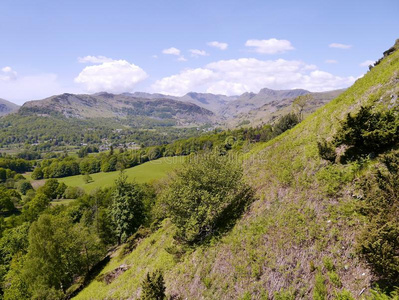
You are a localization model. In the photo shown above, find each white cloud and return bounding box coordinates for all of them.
[78,55,114,64]
[0,72,64,104]
[74,60,148,93]
[0,66,18,81]
[359,60,375,67]
[189,49,209,57]
[151,58,356,96]
[0,66,67,104]
[325,59,338,64]
[245,38,294,54]
[207,41,228,50]
[177,56,187,62]
[329,43,352,49]
[162,47,181,56]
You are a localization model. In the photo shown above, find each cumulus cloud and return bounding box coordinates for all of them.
[359,60,375,67]
[329,43,352,49]
[207,41,228,50]
[0,66,18,81]
[0,71,64,104]
[177,56,187,62]
[189,49,209,57]
[162,47,181,56]
[245,38,294,54]
[74,60,148,93]
[325,59,338,64]
[78,55,114,64]
[151,58,356,96]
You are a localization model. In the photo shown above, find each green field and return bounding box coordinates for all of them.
[57,156,185,193]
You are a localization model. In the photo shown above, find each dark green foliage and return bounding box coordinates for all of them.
[140,269,166,300]
[160,152,254,244]
[0,187,15,213]
[77,146,99,158]
[273,113,301,136]
[111,173,145,244]
[17,181,33,195]
[37,179,63,199]
[0,158,31,173]
[356,151,399,284]
[335,106,399,160]
[319,106,399,163]
[30,167,43,180]
[317,140,336,162]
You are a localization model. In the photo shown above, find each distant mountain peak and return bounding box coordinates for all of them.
[0,98,19,116]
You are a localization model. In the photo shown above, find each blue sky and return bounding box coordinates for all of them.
[0,0,398,104]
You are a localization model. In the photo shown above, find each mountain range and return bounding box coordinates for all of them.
[5,87,345,127]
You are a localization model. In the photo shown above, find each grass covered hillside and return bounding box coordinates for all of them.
[73,42,399,300]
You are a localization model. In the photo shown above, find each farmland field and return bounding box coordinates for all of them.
[57,156,185,192]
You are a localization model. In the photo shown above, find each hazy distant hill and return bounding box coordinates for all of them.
[20,92,215,126]
[230,89,345,126]
[0,98,19,116]
[121,89,341,120]
[178,92,238,114]
[220,88,310,117]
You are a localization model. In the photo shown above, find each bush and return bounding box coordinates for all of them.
[317,139,336,162]
[356,151,399,284]
[161,152,254,244]
[318,106,399,163]
[140,269,166,300]
[64,186,85,199]
[18,181,33,195]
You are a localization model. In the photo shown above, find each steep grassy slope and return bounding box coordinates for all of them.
[74,44,399,299]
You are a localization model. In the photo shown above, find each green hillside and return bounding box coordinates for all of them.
[73,42,399,299]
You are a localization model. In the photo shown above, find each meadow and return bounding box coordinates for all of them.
[27,156,185,193]
[58,156,185,192]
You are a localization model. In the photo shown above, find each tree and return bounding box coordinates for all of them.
[30,167,43,180]
[292,94,313,120]
[160,153,254,244]
[140,269,166,300]
[0,187,15,213]
[22,193,50,222]
[5,214,104,299]
[83,173,93,184]
[0,168,7,182]
[37,179,60,199]
[111,172,145,244]
[17,181,33,195]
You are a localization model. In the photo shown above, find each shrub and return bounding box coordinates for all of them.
[317,139,336,162]
[64,186,85,199]
[140,269,166,300]
[356,151,399,284]
[318,106,399,163]
[161,153,254,244]
[17,181,33,195]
